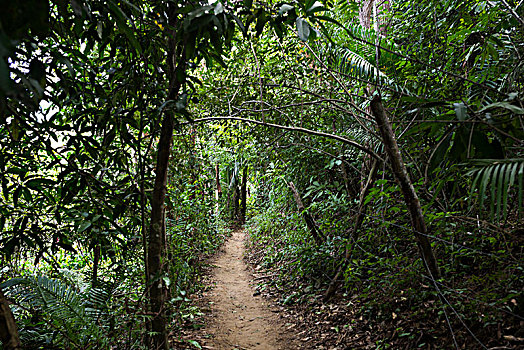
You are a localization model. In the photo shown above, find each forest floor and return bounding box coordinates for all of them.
[176,227,524,349]
[179,229,299,349]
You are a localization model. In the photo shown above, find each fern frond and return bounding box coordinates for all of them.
[1,276,110,348]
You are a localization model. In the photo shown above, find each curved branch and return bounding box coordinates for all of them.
[183,116,384,163]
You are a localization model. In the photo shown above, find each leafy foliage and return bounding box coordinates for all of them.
[469,158,524,221]
[0,0,522,348]
[2,276,111,349]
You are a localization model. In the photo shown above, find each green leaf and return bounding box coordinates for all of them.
[453,102,467,121]
[502,162,513,220]
[79,221,92,233]
[314,15,343,26]
[479,101,524,115]
[231,15,246,35]
[7,167,29,176]
[186,339,202,349]
[176,93,188,111]
[279,4,294,15]
[296,17,310,42]
[162,276,171,287]
[496,163,504,221]
[243,0,253,10]
[306,1,326,14]
[519,163,523,219]
[108,1,142,54]
[214,2,224,15]
[479,164,492,210]
[255,11,269,37]
[470,166,484,210]
[25,178,55,190]
[490,164,499,219]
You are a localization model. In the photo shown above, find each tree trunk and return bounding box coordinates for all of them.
[370,95,440,279]
[215,163,222,216]
[215,163,222,199]
[288,181,324,245]
[232,185,240,222]
[147,112,174,350]
[147,4,184,346]
[340,161,351,195]
[0,288,21,350]
[240,166,248,224]
[92,243,100,288]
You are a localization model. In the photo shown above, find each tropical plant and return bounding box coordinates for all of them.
[468,158,524,221]
[1,276,113,349]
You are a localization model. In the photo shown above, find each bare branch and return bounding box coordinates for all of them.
[182,116,384,163]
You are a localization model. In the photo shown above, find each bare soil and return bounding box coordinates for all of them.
[192,229,299,350]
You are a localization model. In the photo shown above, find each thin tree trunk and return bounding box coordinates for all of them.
[324,160,378,300]
[0,288,21,350]
[232,185,240,222]
[288,181,324,245]
[340,161,351,195]
[215,163,222,216]
[215,163,222,199]
[240,166,248,224]
[147,4,184,347]
[147,112,174,350]
[92,243,100,288]
[370,95,440,279]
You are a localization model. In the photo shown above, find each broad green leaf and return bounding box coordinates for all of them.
[479,101,524,115]
[186,339,202,349]
[296,17,310,42]
[453,102,467,121]
[496,163,505,221]
[490,164,499,219]
[519,163,523,219]
[214,2,224,15]
[79,221,91,233]
[255,11,269,37]
[307,1,326,14]
[108,1,142,54]
[25,178,55,190]
[479,164,492,210]
[279,4,294,15]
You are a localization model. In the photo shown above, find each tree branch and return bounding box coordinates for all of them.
[183,116,384,163]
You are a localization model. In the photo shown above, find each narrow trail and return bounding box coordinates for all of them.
[199,229,297,350]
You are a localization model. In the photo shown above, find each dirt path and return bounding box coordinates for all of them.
[198,229,297,350]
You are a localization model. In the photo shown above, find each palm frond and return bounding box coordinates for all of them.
[468,158,524,222]
[334,46,387,83]
[317,19,415,97]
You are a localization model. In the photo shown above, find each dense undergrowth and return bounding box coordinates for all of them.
[245,173,523,349]
[1,207,229,350]
[0,132,231,349]
[1,0,523,348]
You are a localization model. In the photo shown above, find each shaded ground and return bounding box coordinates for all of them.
[183,229,299,349]
[179,227,524,349]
